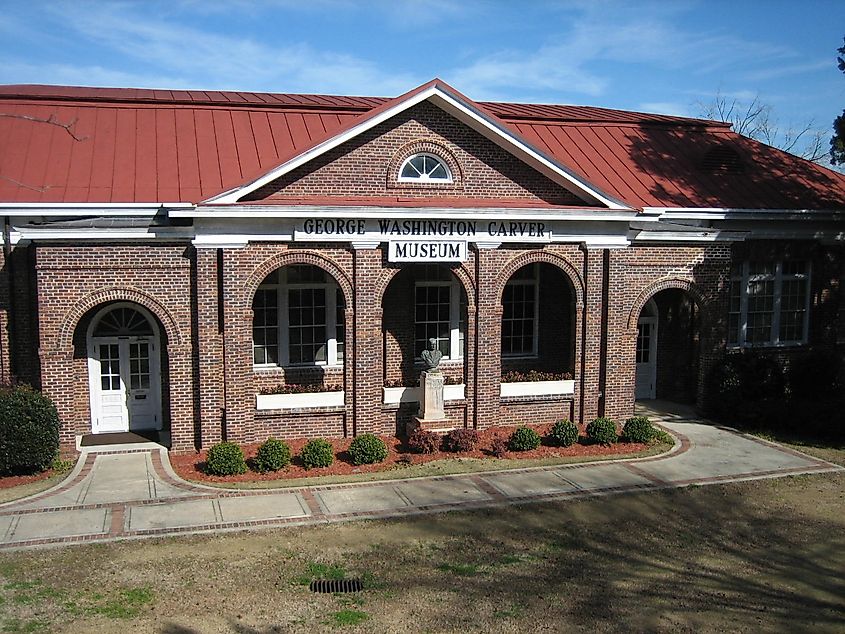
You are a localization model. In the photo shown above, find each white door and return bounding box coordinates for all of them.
[88,304,162,434]
[91,337,160,433]
[635,315,658,400]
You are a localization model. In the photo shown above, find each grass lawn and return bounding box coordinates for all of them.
[1,444,843,632]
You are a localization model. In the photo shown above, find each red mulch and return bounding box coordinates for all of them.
[0,468,60,489]
[169,424,649,485]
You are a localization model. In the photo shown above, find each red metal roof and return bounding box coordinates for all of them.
[2,83,844,210]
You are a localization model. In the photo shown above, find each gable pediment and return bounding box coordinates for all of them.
[205,80,630,210]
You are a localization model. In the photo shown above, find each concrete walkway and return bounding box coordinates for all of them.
[0,405,842,550]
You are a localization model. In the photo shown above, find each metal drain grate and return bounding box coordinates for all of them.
[310,578,363,594]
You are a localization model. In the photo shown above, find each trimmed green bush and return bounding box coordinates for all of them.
[507,426,541,451]
[622,416,655,443]
[300,438,335,469]
[205,441,247,476]
[0,384,60,475]
[586,417,617,445]
[254,437,291,472]
[348,434,388,465]
[547,419,579,447]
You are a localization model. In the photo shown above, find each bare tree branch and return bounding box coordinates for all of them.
[697,90,834,166]
[0,175,49,193]
[0,113,88,142]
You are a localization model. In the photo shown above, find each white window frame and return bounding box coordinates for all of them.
[398,153,453,183]
[728,260,811,348]
[414,278,464,361]
[253,267,344,368]
[502,264,540,358]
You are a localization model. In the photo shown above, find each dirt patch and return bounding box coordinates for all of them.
[169,424,650,485]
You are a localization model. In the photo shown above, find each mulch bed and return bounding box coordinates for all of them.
[0,468,61,489]
[169,424,650,484]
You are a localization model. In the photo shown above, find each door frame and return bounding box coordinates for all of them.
[87,303,163,434]
[635,299,659,400]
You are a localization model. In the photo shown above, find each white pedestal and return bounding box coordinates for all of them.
[417,370,446,421]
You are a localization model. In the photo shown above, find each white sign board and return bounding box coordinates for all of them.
[388,241,467,262]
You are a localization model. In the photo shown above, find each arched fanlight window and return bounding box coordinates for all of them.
[93,306,154,337]
[399,153,452,182]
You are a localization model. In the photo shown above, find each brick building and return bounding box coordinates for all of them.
[0,79,843,452]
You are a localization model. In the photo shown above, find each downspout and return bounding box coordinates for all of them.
[1,216,10,381]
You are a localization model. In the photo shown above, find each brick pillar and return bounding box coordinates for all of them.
[603,248,636,423]
[474,244,501,429]
[352,243,382,435]
[167,343,196,452]
[579,246,605,425]
[194,247,224,448]
[39,349,77,450]
[221,248,255,444]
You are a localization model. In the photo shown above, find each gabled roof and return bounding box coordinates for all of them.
[203,79,628,209]
[2,82,845,210]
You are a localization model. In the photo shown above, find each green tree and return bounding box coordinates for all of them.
[831,37,845,164]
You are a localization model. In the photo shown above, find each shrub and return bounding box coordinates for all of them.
[622,416,655,443]
[586,417,617,445]
[490,435,508,458]
[442,428,480,453]
[0,384,60,475]
[705,351,785,420]
[348,434,388,465]
[300,438,335,469]
[254,437,291,472]
[788,349,841,400]
[205,441,247,476]
[508,426,541,451]
[547,419,579,447]
[407,429,440,454]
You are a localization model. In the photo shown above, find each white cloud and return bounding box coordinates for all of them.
[637,102,693,118]
[18,2,418,96]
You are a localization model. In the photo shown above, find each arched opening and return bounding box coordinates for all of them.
[382,264,468,387]
[86,302,164,434]
[500,262,576,380]
[635,289,700,402]
[252,263,347,371]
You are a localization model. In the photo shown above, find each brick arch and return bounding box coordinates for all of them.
[495,251,584,307]
[627,277,709,330]
[387,138,464,188]
[57,287,183,351]
[376,262,476,308]
[245,251,353,307]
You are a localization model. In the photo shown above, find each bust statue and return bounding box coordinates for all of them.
[420,337,442,371]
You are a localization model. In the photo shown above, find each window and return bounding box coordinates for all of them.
[728,260,810,347]
[502,264,539,356]
[399,153,452,182]
[414,265,464,360]
[253,266,345,366]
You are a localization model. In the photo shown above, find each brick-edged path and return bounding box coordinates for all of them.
[0,411,841,551]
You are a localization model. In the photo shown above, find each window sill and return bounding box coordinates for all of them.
[500,379,574,398]
[253,364,344,372]
[256,391,345,410]
[726,341,807,350]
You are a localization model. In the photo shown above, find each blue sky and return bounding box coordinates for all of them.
[2,0,843,154]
